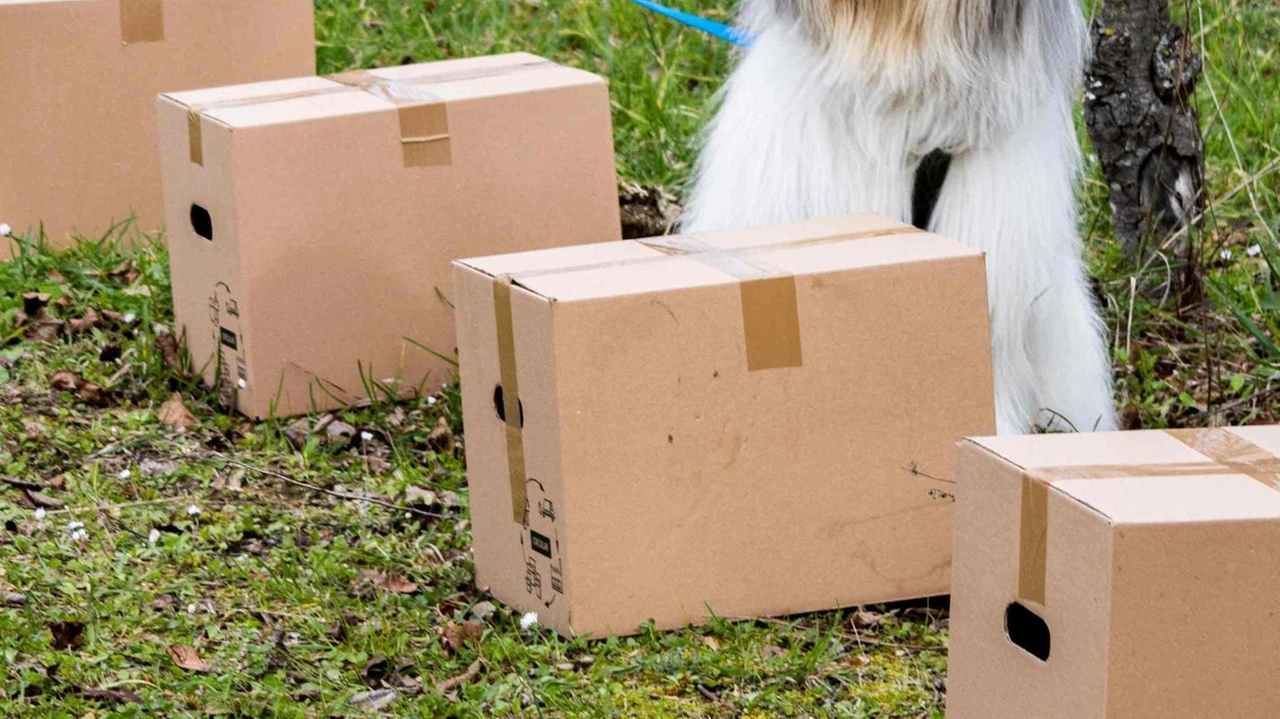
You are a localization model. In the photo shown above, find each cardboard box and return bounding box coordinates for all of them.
[454,214,996,638]
[948,427,1280,719]
[157,53,621,418]
[1,0,315,252]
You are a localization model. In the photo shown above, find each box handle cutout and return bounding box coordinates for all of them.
[493,385,524,427]
[1005,602,1051,661]
[190,204,213,241]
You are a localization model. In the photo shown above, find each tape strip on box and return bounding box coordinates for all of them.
[1016,428,1280,606]
[121,0,163,44]
[183,59,553,167]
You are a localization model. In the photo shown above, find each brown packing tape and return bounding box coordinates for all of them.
[1015,428,1280,607]
[120,0,163,45]
[493,279,528,524]
[183,59,553,167]
[329,71,452,168]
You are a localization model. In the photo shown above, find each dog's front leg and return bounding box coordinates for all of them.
[931,98,1117,434]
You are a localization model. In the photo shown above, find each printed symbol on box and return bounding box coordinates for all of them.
[210,281,248,399]
[520,478,564,607]
[525,558,542,599]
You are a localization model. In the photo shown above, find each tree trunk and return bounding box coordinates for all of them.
[1084,0,1205,257]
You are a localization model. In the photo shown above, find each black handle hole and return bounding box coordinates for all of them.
[190,204,213,241]
[1005,602,1051,661]
[493,385,524,427]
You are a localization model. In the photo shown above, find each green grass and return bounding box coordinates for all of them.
[2,0,1278,715]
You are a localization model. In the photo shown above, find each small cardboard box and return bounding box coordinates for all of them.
[156,53,621,419]
[1,0,315,252]
[454,214,996,638]
[948,427,1280,719]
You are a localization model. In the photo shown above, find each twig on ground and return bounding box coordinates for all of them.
[45,497,188,515]
[210,453,444,520]
[437,659,483,693]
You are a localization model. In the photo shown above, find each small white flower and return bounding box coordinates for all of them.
[118,469,132,479]
[1220,249,1233,261]
[122,313,136,324]
[70,528,88,542]
[426,396,438,406]
[360,431,374,442]
[519,612,539,631]
[187,603,198,615]
[34,508,46,521]
[0,223,10,237]
[1247,244,1262,257]
[67,521,85,531]
[148,529,161,545]
[186,505,201,516]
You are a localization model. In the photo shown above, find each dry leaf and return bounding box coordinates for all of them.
[49,620,85,650]
[702,636,721,652]
[108,259,140,285]
[404,486,437,507]
[50,371,80,391]
[381,573,418,595]
[49,371,108,407]
[157,394,199,432]
[427,416,454,453]
[355,570,419,596]
[166,644,210,673]
[67,308,101,334]
[153,334,184,375]
[23,490,65,509]
[76,382,108,407]
[851,610,883,630]
[22,292,50,315]
[441,621,484,651]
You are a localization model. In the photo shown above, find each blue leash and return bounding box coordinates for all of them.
[624,0,754,47]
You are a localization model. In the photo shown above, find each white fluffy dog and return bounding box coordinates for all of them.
[684,0,1117,435]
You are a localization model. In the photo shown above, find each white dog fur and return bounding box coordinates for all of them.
[683,0,1117,435]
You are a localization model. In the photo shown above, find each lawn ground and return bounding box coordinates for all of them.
[1,0,1277,716]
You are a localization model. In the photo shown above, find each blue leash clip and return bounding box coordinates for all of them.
[624,0,754,47]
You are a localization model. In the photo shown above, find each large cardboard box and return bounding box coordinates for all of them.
[0,0,315,252]
[157,53,621,418]
[948,427,1280,719]
[454,214,996,638]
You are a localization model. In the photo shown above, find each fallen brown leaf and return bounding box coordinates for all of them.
[67,308,101,334]
[49,371,108,406]
[157,393,200,432]
[153,333,184,375]
[355,570,419,596]
[381,572,418,595]
[49,620,85,650]
[108,259,140,285]
[441,621,484,652]
[22,292,50,315]
[23,490,65,509]
[76,382,109,407]
[427,416,455,453]
[166,644,210,673]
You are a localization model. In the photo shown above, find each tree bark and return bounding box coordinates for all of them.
[1084,0,1205,256]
